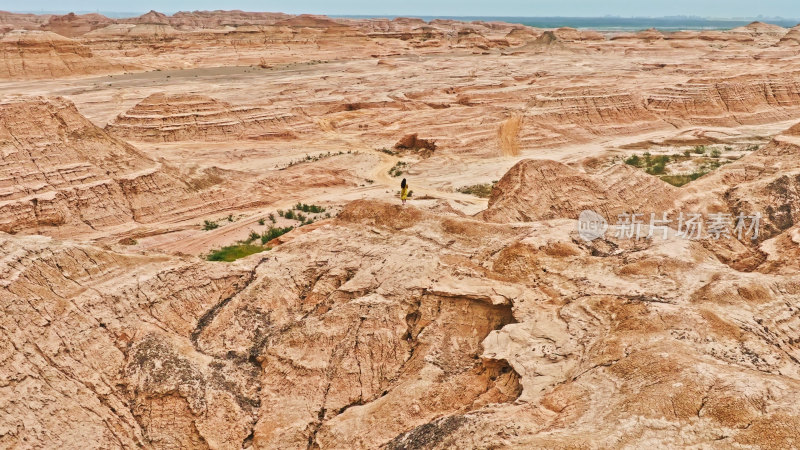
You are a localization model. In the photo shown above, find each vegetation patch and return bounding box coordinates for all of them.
[260,226,294,244]
[456,182,497,198]
[659,172,707,187]
[281,150,354,169]
[389,161,409,177]
[207,244,267,262]
[623,144,756,187]
[294,203,326,213]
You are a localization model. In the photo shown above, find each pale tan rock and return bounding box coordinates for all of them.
[1,10,800,450]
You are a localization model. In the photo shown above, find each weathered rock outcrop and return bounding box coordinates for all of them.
[106,93,302,142]
[0,30,126,79]
[0,97,206,234]
[41,12,115,37]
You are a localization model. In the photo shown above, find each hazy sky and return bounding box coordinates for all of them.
[4,0,800,18]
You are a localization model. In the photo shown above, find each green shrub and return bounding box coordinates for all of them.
[647,161,666,175]
[296,213,307,222]
[284,210,296,220]
[248,230,260,242]
[258,218,265,226]
[203,220,219,230]
[227,214,234,222]
[692,145,706,154]
[207,244,267,262]
[269,213,276,223]
[277,209,284,217]
[683,149,692,157]
[710,148,721,158]
[260,226,294,244]
[624,154,641,167]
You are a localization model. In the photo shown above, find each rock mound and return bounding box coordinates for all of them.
[730,21,787,40]
[106,93,300,142]
[41,12,114,37]
[777,24,800,46]
[394,133,437,157]
[481,159,679,224]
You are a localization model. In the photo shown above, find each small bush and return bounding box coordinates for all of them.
[258,218,265,226]
[710,148,721,158]
[683,149,692,157]
[692,145,706,155]
[296,213,307,222]
[269,213,276,223]
[203,220,219,231]
[227,214,234,222]
[284,210,296,220]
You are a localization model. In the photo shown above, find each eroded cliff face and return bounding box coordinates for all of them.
[4,190,800,448]
[0,97,207,234]
[0,202,527,448]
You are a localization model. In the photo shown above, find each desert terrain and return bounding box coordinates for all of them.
[2,9,800,449]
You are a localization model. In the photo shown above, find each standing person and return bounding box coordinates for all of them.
[400,178,409,205]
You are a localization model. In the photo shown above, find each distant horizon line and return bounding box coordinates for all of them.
[6,10,800,21]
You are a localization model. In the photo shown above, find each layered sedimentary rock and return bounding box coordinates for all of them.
[524,89,664,145]
[3,10,800,449]
[0,30,126,79]
[644,76,800,126]
[106,93,302,142]
[0,97,203,234]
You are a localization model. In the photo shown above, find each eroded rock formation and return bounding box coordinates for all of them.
[106,93,302,142]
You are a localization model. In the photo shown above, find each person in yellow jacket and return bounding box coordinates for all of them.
[400,178,409,205]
